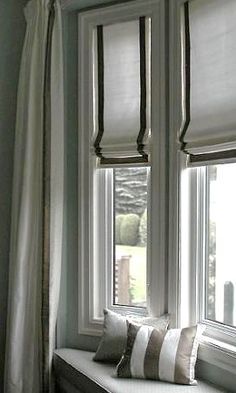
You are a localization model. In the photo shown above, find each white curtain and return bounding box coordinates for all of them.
[4,0,64,392]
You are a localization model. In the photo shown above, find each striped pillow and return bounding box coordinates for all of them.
[117,322,202,385]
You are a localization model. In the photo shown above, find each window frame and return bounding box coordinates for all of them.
[112,167,150,309]
[185,162,236,369]
[170,0,236,373]
[194,165,236,339]
[78,0,168,336]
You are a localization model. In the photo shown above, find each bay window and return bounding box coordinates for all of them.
[76,0,236,379]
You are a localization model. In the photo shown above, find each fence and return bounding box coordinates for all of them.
[114,255,131,305]
[224,281,234,325]
[115,262,235,324]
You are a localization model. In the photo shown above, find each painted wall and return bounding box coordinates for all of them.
[57,8,101,352]
[0,0,27,388]
[58,0,128,352]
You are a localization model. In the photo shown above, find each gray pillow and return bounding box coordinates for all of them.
[93,309,170,363]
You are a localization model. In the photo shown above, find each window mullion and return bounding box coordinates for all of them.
[196,166,207,324]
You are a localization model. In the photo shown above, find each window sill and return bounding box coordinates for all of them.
[79,305,149,337]
[198,335,236,375]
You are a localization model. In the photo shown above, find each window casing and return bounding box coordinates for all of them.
[170,0,236,373]
[181,0,236,347]
[188,164,236,334]
[78,0,167,336]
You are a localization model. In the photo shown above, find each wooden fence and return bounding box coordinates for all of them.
[115,262,235,324]
[114,255,131,305]
[224,281,234,325]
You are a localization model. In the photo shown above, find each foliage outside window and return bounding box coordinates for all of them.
[206,164,236,327]
[114,168,148,307]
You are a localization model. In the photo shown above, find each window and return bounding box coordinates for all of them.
[205,164,236,328]
[59,0,236,387]
[78,0,167,335]
[62,0,236,382]
[113,167,149,308]
[174,0,236,370]
[190,164,236,339]
[178,162,236,374]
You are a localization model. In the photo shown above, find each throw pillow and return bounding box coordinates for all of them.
[117,322,203,385]
[93,309,170,363]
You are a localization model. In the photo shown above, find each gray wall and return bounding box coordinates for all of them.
[57,8,100,352]
[58,0,127,353]
[0,0,27,389]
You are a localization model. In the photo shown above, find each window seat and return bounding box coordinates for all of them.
[53,349,227,393]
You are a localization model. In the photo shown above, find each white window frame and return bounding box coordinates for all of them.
[181,163,236,373]
[78,0,167,336]
[170,0,236,374]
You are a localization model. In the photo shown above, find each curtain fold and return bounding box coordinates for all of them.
[4,1,64,392]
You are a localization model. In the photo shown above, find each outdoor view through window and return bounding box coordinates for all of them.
[113,167,148,307]
[206,163,236,327]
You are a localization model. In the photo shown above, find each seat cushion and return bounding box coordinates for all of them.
[54,349,227,393]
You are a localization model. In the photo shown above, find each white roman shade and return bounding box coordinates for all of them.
[94,17,151,165]
[181,0,236,164]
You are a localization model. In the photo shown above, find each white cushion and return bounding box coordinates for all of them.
[54,349,226,393]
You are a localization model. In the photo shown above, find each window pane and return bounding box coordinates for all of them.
[206,163,236,327]
[113,167,148,307]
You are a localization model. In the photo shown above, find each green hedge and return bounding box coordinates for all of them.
[115,214,125,244]
[139,209,147,246]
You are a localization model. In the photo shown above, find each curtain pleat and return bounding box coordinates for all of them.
[42,1,55,391]
[4,1,64,392]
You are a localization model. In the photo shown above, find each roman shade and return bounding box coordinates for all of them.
[94,17,151,165]
[181,0,236,164]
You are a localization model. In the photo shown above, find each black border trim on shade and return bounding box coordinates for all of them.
[137,16,148,161]
[189,149,236,165]
[100,155,149,166]
[94,25,104,158]
[180,1,191,150]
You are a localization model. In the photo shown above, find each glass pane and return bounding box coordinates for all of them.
[206,163,236,327]
[113,167,148,307]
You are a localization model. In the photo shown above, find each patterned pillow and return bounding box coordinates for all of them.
[117,322,202,385]
[93,309,170,363]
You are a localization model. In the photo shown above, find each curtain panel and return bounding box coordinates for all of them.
[4,1,64,392]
